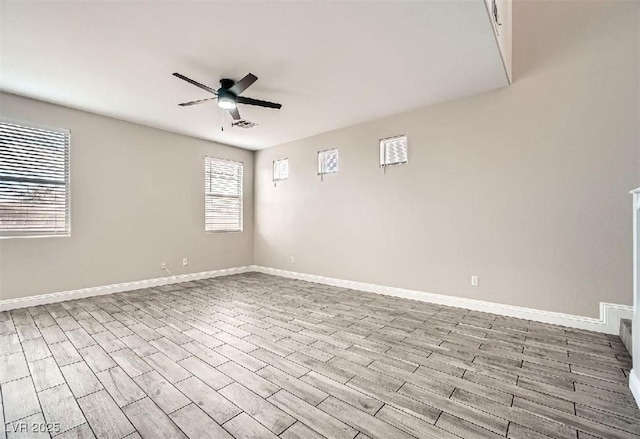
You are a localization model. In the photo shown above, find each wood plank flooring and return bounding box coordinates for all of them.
[1,272,638,438]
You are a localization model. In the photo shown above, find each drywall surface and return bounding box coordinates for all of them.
[0,92,254,300]
[254,0,639,318]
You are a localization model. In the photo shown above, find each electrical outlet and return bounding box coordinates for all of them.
[471,276,479,287]
[290,256,295,263]
[183,258,188,266]
[161,261,167,270]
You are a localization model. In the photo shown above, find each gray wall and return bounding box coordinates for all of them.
[0,93,254,300]
[254,0,640,318]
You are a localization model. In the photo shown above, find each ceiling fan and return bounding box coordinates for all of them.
[172,72,282,121]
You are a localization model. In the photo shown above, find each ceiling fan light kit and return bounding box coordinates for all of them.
[217,96,236,110]
[173,72,281,128]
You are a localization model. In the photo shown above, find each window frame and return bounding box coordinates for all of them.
[273,158,289,182]
[317,148,339,176]
[204,156,244,233]
[0,119,71,239]
[379,134,408,168]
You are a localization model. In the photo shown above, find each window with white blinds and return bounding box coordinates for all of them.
[0,120,70,238]
[273,158,288,181]
[205,157,243,232]
[318,148,338,175]
[380,135,408,167]
[273,159,289,181]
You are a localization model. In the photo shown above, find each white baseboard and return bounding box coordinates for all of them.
[1,264,633,336]
[0,266,253,311]
[253,266,633,335]
[630,369,640,409]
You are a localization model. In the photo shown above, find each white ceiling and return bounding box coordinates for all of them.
[0,1,508,150]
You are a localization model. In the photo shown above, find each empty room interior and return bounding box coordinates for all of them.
[2,0,640,438]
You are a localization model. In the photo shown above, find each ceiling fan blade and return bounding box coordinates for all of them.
[172,73,218,94]
[229,107,241,120]
[178,97,218,107]
[236,96,282,109]
[229,73,258,95]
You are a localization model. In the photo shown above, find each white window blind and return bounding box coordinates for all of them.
[205,157,243,232]
[0,120,70,237]
[273,158,288,181]
[318,148,338,175]
[380,135,408,167]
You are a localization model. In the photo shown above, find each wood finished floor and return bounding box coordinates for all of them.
[1,272,638,439]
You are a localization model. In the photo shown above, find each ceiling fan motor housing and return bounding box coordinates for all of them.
[218,80,238,110]
[219,79,235,91]
[217,81,237,110]
[218,89,236,100]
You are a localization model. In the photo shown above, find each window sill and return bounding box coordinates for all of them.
[205,230,243,234]
[0,234,71,240]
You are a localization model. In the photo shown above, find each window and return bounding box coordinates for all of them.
[380,135,408,168]
[318,148,338,176]
[273,158,288,182]
[0,120,70,238]
[205,157,243,232]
